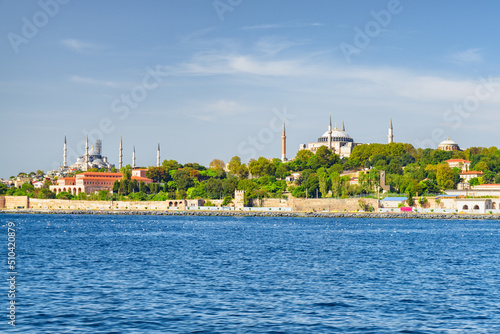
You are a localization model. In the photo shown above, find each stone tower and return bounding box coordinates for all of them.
[234,190,245,209]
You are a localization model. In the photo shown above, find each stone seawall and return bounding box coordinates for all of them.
[2,209,500,220]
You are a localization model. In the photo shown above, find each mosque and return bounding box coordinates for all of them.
[282,115,395,160]
[55,135,161,175]
[69,136,114,171]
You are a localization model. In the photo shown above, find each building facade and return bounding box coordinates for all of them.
[50,172,153,195]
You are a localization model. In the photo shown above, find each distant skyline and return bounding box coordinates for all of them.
[1,0,500,178]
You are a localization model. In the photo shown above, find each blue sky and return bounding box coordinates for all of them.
[1,0,500,178]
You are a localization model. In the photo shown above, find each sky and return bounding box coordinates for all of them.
[1,0,500,178]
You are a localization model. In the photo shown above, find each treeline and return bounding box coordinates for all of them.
[4,143,500,202]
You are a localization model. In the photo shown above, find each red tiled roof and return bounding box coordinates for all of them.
[131,176,153,182]
[80,172,123,177]
[446,159,471,163]
[460,171,484,175]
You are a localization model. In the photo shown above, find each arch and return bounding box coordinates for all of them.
[169,201,173,206]
[78,188,82,195]
[473,205,480,210]
[174,201,178,207]
[493,202,496,210]
[63,188,66,192]
[462,205,469,210]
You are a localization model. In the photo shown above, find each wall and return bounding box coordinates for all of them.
[287,197,379,212]
[29,198,181,211]
[0,196,5,209]
[3,196,29,209]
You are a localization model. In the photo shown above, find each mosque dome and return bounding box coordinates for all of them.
[319,127,354,143]
[438,137,460,151]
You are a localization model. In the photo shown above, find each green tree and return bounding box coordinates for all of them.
[317,167,329,198]
[227,156,242,175]
[173,169,194,191]
[147,166,168,182]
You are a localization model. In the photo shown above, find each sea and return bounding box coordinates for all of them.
[1,214,499,333]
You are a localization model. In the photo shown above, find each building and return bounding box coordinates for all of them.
[445,159,471,172]
[380,197,407,208]
[50,172,153,195]
[300,115,359,158]
[456,198,495,213]
[70,136,114,171]
[438,138,461,151]
[460,171,484,182]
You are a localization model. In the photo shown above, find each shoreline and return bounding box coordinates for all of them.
[2,209,500,220]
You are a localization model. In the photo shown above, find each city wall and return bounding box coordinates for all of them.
[290,198,380,212]
[1,196,29,209]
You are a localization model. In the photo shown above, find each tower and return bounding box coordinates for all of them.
[388,117,394,144]
[132,145,136,169]
[157,142,161,167]
[341,120,345,131]
[281,120,287,162]
[327,113,332,150]
[95,139,102,155]
[84,134,89,171]
[119,136,123,170]
[63,134,67,168]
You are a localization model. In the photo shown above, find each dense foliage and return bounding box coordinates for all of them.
[5,144,500,202]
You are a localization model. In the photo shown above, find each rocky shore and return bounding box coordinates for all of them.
[2,209,500,220]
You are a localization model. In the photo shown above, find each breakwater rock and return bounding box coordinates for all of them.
[2,209,500,220]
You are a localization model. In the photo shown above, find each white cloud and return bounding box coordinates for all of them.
[449,48,483,64]
[61,39,98,53]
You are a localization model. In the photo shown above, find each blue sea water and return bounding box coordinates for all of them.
[1,214,500,333]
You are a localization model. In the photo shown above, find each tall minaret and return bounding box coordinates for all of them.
[281,120,287,162]
[132,145,136,169]
[341,121,345,131]
[63,134,67,168]
[119,136,123,170]
[327,114,332,150]
[84,134,89,171]
[388,117,394,144]
[157,142,161,167]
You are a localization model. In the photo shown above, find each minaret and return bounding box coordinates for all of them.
[132,145,136,169]
[388,117,394,144]
[119,136,123,170]
[63,134,67,168]
[84,134,89,171]
[341,121,345,131]
[281,120,287,162]
[157,142,161,167]
[327,113,332,150]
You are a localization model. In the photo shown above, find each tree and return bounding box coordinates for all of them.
[227,156,242,175]
[162,159,182,173]
[205,178,223,199]
[0,183,7,194]
[147,167,168,183]
[317,168,329,198]
[209,159,225,171]
[435,164,455,190]
[173,169,194,191]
